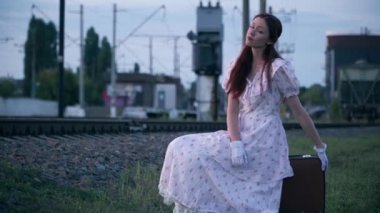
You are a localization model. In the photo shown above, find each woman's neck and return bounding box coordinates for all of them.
[251,47,265,69]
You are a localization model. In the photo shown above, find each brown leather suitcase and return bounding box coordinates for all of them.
[280,155,325,213]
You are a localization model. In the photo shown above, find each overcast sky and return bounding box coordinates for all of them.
[1,0,379,88]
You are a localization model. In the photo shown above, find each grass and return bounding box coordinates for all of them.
[0,161,172,213]
[0,131,379,212]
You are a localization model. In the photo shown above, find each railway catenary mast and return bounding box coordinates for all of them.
[58,0,65,118]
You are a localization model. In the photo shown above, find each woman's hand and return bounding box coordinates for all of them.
[313,143,328,171]
[229,140,248,167]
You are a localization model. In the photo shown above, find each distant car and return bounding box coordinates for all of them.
[64,105,85,117]
[169,109,197,120]
[307,106,326,119]
[122,107,147,119]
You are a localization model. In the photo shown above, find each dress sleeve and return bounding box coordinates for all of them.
[273,62,300,99]
[221,59,236,93]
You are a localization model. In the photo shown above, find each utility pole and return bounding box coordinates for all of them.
[260,0,266,14]
[58,0,65,117]
[110,4,127,118]
[30,4,36,98]
[241,0,266,46]
[242,0,249,47]
[149,36,153,74]
[110,3,117,118]
[133,34,184,77]
[79,4,84,109]
[31,28,36,98]
[173,36,180,78]
[71,5,85,108]
[272,7,296,58]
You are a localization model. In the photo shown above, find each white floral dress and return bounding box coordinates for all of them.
[159,58,300,213]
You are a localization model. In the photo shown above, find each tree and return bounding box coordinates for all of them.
[37,68,78,105]
[0,79,16,98]
[84,79,103,105]
[81,28,113,105]
[23,16,57,97]
[300,84,326,106]
[98,37,112,76]
[84,27,99,80]
[83,33,112,105]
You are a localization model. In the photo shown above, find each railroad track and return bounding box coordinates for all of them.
[0,117,378,137]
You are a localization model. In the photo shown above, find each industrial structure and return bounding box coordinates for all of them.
[325,33,380,101]
[325,33,380,121]
[187,1,223,121]
[338,60,380,121]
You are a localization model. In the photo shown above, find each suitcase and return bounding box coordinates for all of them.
[279,155,326,213]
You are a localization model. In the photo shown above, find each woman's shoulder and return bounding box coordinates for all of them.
[271,58,293,77]
[272,58,288,69]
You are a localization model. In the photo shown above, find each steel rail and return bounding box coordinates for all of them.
[0,117,378,137]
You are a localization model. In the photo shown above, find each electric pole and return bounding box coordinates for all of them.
[71,5,85,108]
[110,4,127,118]
[31,28,36,98]
[30,4,36,98]
[272,8,297,58]
[241,0,266,46]
[111,3,117,118]
[242,0,249,47]
[260,0,266,14]
[79,4,84,109]
[149,36,153,74]
[58,0,65,117]
[173,36,180,78]
[133,34,183,77]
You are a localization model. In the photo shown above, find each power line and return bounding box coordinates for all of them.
[0,37,14,43]
[185,0,197,9]
[32,4,53,21]
[271,7,297,58]
[132,34,185,76]
[32,4,79,47]
[117,5,165,47]
[120,44,148,70]
[161,7,175,36]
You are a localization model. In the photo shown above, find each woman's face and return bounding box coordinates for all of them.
[245,17,271,48]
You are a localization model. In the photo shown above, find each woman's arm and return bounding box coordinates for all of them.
[227,93,248,166]
[226,93,241,141]
[285,95,324,149]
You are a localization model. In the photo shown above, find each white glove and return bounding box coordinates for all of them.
[229,140,248,167]
[313,143,328,171]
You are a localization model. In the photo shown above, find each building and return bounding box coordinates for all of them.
[103,72,188,116]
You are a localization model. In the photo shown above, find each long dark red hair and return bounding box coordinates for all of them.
[226,13,283,98]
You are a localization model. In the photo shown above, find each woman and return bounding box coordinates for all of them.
[159,13,328,213]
